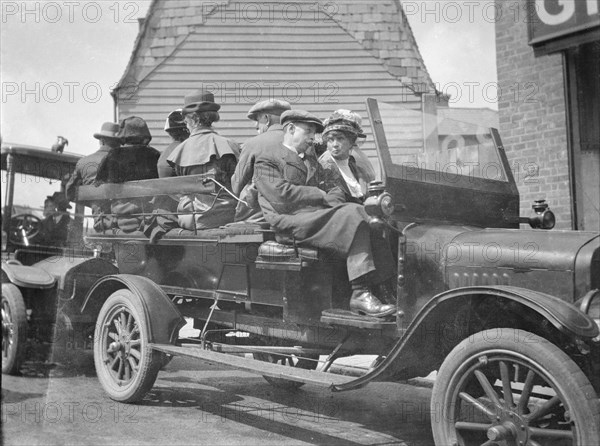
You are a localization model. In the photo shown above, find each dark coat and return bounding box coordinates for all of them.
[253,142,370,257]
[95,144,160,232]
[231,124,285,222]
[156,141,180,178]
[318,151,367,204]
[65,146,111,231]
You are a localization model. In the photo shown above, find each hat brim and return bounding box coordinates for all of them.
[247,106,289,121]
[93,132,120,140]
[182,102,221,114]
[322,124,361,137]
[283,119,324,133]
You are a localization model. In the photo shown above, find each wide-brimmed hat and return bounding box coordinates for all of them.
[182,89,221,115]
[93,122,120,140]
[247,99,291,121]
[118,116,152,144]
[322,109,365,138]
[280,110,324,133]
[164,109,188,132]
[46,191,72,210]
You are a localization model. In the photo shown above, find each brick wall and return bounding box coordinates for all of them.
[495,0,572,229]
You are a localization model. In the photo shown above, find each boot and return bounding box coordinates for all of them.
[349,290,397,318]
[374,280,396,305]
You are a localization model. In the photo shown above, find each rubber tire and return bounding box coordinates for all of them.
[94,290,161,403]
[2,284,28,375]
[253,352,319,390]
[431,328,600,446]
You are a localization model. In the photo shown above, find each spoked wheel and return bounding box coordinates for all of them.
[253,352,319,390]
[94,290,161,402]
[431,328,600,446]
[2,284,28,375]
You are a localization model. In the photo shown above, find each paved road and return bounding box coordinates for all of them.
[2,347,436,446]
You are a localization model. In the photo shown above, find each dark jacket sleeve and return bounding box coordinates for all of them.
[231,147,255,196]
[253,157,326,214]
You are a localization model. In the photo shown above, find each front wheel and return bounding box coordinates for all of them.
[2,284,28,375]
[94,290,161,402]
[431,328,600,446]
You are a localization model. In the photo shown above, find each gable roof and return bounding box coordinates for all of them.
[113,0,434,177]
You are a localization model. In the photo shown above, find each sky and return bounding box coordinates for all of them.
[1,0,497,159]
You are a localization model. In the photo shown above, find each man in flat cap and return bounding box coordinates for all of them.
[231,99,291,222]
[253,110,398,318]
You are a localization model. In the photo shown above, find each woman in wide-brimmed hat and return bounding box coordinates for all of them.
[167,89,240,230]
[318,109,376,203]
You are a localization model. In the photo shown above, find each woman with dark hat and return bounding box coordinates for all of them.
[318,109,376,203]
[167,89,240,230]
[157,109,190,178]
[95,116,160,232]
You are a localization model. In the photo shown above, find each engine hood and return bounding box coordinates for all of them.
[445,229,599,302]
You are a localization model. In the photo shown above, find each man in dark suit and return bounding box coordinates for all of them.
[65,122,120,232]
[231,99,291,222]
[253,110,397,318]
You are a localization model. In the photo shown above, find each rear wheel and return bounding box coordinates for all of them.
[2,284,28,375]
[94,290,161,402]
[431,328,600,446]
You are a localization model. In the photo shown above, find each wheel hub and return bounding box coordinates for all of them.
[487,406,529,444]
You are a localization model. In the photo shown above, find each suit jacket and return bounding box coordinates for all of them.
[65,146,110,200]
[253,142,370,257]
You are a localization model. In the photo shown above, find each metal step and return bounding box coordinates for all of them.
[150,343,356,387]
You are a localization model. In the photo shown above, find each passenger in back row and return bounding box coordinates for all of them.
[167,89,240,230]
[95,116,160,232]
[231,98,291,222]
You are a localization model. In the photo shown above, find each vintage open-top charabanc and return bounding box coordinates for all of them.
[1,143,119,373]
[3,99,600,445]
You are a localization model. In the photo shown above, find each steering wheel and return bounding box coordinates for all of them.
[9,213,42,246]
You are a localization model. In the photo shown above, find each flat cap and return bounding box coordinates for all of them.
[280,110,324,133]
[247,99,291,121]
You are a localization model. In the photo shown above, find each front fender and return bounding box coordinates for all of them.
[1,260,55,289]
[333,285,598,391]
[81,274,185,345]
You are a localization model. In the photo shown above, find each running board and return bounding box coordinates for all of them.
[150,343,356,388]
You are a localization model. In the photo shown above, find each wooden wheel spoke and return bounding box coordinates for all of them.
[108,332,119,342]
[129,339,141,347]
[127,356,138,373]
[124,359,131,381]
[117,355,125,379]
[517,369,536,414]
[528,440,542,446]
[112,317,122,337]
[499,361,514,407]
[527,395,561,422]
[454,421,491,431]
[129,348,141,360]
[458,391,497,419]
[109,354,119,371]
[474,370,503,408]
[529,426,573,439]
